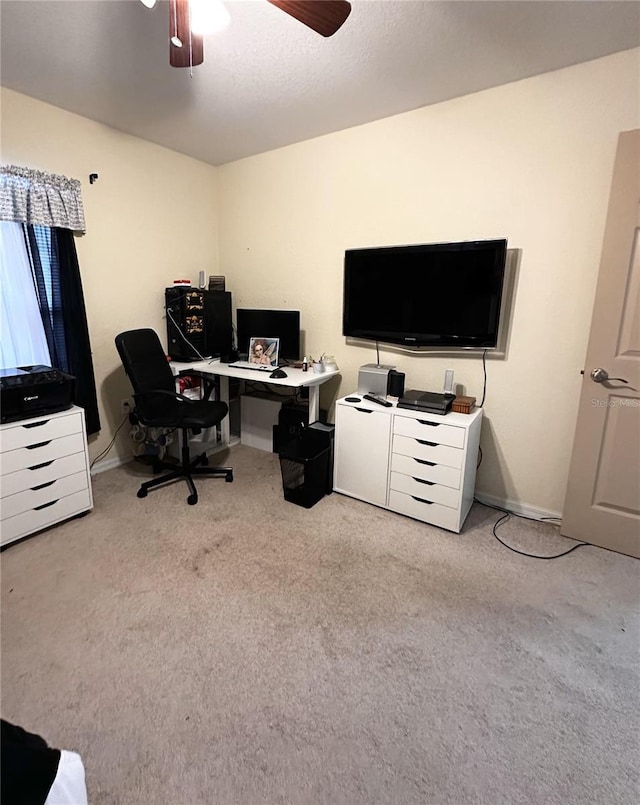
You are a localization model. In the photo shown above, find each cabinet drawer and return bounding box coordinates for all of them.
[393,414,465,448]
[2,471,89,520]
[388,490,460,532]
[1,433,86,476]
[393,434,463,470]
[389,472,461,508]
[0,411,83,452]
[390,453,461,489]
[0,489,91,546]
[1,452,88,499]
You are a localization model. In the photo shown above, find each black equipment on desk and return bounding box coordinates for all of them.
[203,290,233,360]
[0,366,75,423]
[165,288,234,362]
[397,389,455,415]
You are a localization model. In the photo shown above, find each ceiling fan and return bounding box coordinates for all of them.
[140,0,352,68]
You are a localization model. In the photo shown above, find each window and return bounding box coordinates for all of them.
[0,221,51,370]
[0,221,101,434]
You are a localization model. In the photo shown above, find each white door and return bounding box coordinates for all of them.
[561,130,640,558]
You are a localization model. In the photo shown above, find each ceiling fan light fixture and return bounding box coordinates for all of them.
[139,0,157,9]
[190,0,230,35]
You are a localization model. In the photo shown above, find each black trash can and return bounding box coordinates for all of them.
[278,429,330,509]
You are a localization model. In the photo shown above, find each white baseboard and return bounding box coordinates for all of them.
[90,455,133,476]
[474,491,562,523]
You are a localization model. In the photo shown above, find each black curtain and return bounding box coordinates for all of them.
[24,225,101,435]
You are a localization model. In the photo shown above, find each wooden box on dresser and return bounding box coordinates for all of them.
[333,395,482,533]
[0,405,93,547]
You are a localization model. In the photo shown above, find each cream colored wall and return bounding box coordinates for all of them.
[1,87,219,465]
[217,49,640,516]
[2,50,638,515]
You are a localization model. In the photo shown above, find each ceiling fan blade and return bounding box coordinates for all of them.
[170,0,204,68]
[267,0,352,38]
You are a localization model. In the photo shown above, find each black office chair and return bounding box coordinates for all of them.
[115,328,233,505]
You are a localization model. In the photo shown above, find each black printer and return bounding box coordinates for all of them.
[0,366,75,423]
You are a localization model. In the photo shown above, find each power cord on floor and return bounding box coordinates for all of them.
[90,413,130,470]
[475,498,588,559]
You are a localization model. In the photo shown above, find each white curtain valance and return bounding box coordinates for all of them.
[0,164,86,233]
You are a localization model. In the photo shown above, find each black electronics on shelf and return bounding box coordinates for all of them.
[165,288,233,362]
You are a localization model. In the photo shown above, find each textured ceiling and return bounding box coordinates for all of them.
[1,0,638,166]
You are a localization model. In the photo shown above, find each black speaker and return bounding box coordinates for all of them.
[203,290,233,359]
[388,370,405,398]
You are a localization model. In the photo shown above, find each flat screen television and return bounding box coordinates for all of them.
[236,308,301,361]
[343,239,508,349]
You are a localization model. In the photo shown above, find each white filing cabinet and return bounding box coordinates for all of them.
[333,395,482,532]
[0,406,93,547]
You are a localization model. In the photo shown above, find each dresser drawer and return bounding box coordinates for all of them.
[1,452,88,499]
[2,471,89,520]
[1,433,86,476]
[388,490,460,532]
[393,414,465,448]
[393,434,464,470]
[0,489,92,546]
[390,453,461,489]
[0,411,83,452]
[390,471,461,508]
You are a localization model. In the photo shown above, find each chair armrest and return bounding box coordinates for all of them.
[132,389,194,428]
[177,370,216,402]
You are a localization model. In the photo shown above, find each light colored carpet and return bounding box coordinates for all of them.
[1,445,639,805]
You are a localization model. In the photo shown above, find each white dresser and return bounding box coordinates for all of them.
[333,395,482,533]
[0,406,93,547]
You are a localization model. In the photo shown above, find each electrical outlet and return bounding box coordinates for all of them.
[121,398,131,415]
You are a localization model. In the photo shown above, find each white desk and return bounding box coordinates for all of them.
[170,359,340,446]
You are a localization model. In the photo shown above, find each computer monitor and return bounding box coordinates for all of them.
[236,309,301,362]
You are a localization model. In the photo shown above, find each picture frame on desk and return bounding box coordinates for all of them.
[248,337,279,367]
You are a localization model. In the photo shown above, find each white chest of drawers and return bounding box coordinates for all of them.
[334,395,482,533]
[0,406,93,547]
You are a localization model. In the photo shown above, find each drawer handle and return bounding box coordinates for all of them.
[355,407,373,414]
[33,499,59,511]
[414,458,436,466]
[412,477,435,486]
[417,420,440,427]
[31,480,56,491]
[22,419,50,429]
[28,461,55,471]
[416,439,437,447]
[411,496,433,505]
[26,441,52,450]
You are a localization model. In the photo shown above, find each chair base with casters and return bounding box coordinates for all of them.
[137,428,233,506]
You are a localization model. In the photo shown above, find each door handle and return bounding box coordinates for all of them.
[590,368,628,384]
